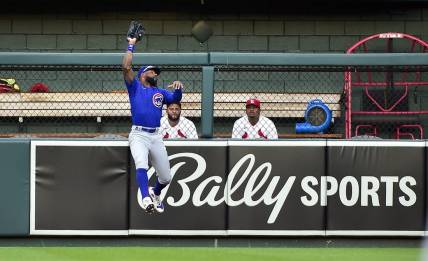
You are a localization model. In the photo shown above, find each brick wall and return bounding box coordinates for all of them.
[0,7,427,53]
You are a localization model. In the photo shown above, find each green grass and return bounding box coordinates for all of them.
[0,247,421,261]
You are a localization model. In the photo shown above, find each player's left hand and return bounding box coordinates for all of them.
[168,81,183,90]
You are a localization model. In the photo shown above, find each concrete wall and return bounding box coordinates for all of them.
[0,7,427,53]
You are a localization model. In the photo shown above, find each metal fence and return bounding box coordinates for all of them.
[0,64,202,137]
[346,65,428,139]
[0,52,427,139]
[212,65,345,138]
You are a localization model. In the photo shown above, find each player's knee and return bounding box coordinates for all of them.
[135,161,148,170]
[158,175,171,185]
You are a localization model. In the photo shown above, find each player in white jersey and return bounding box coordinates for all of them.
[160,102,198,139]
[232,98,278,139]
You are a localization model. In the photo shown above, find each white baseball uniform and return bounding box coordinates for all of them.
[129,128,171,183]
[159,116,198,139]
[232,115,278,139]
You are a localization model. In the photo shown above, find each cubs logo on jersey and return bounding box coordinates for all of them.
[152,93,164,108]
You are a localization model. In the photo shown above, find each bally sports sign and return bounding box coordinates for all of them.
[30,140,426,236]
[141,153,417,224]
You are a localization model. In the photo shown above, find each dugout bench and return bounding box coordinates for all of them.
[0,92,343,138]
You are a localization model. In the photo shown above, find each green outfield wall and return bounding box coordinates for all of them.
[0,139,30,236]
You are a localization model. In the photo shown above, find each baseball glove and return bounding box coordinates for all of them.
[0,78,20,93]
[127,21,145,42]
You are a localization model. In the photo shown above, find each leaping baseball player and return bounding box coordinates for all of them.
[123,21,183,214]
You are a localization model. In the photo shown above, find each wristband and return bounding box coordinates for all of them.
[127,44,135,52]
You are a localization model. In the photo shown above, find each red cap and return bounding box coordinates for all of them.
[30,82,49,93]
[246,98,260,108]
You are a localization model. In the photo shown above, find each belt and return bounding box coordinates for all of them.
[132,125,158,133]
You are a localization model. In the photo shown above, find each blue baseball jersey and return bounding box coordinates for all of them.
[125,77,182,128]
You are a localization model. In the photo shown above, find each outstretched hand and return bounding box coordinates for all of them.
[168,81,184,90]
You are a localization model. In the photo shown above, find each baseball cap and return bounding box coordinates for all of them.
[137,65,161,79]
[246,98,261,108]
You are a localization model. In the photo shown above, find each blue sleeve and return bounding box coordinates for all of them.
[163,88,182,104]
[125,77,138,96]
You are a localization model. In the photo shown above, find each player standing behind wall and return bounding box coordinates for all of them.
[160,102,198,139]
[123,31,183,214]
[232,98,278,139]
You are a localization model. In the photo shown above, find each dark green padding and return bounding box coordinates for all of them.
[0,139,30,236]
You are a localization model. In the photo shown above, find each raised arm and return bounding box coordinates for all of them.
[122,38,136,85]
[164,81,183,104]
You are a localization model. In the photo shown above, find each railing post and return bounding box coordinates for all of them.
[201,66,214,138]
